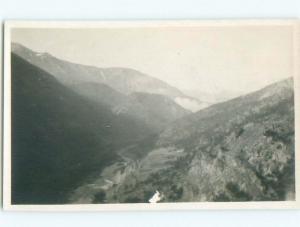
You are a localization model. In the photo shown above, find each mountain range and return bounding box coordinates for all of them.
[12,43,208,112]
[11,43,295,204]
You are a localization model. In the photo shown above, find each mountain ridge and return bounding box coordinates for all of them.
[11,42,208,112]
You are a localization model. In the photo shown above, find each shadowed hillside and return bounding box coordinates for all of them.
[71,83,190,132]
[11,54,154,204]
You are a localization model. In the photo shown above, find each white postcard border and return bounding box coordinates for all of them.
[3,20,300,211]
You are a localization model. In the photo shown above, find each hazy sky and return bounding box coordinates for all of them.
[12,25,293,95]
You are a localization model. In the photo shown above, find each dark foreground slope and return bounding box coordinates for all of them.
[91,78,295,203]
[11,54,153,204]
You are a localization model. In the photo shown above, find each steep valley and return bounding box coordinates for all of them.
[11,43,295,204]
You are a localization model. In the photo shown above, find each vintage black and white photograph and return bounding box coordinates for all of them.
[3,21,300,210]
